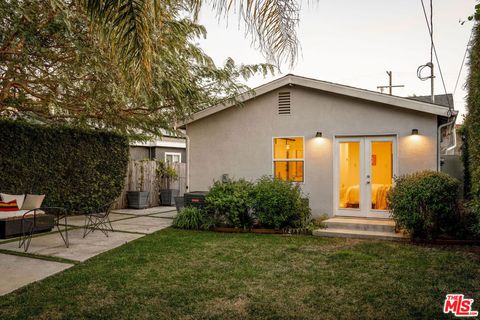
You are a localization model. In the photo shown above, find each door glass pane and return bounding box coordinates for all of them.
[371,141,393,210]
[339,142,360,209]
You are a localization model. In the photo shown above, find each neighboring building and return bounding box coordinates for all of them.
[181,74,456,218]
[409,93,454,108]
[130,130,186,163]
[409,94,459,156]
[452,124,463,156]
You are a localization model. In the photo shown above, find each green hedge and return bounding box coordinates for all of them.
[465,21,480,229]
[0,120,129,213]
[459,126,471,199]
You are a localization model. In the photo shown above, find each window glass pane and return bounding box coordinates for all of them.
[274,137,303,159]
[274,161,304,182]
[371,141,393,210]
[166,154,181,163]
[339,142,360,209]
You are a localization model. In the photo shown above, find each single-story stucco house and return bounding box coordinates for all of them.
[180,74,457,221]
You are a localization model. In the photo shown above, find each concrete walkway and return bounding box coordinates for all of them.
[0,253,73,296]
[0,206,176,296]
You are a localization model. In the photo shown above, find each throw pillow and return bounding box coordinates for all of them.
[21,194,45,210]
[0,193,25,209]
[0,200,19,211]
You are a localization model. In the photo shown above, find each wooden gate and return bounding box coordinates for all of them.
[115,161,187,209]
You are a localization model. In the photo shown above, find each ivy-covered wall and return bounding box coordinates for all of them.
[0,120,129,213]
[466,21,480,205]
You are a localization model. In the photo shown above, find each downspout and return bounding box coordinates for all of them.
[437,113,457,171]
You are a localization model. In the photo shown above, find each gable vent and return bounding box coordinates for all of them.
[278,92,291,115]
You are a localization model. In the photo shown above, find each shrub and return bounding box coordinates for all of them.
[457,201,480,239]
[387,170,460,240]
[252,176,311,229]
[306,214,329,232]
[0,120,129,213]
[173,207,205,230]
[205,179,254,228]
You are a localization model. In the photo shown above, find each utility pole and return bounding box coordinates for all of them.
[377,71,405,95]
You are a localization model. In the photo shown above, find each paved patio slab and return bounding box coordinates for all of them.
[110,217,172,234]
[112,206,176,216]
[64,213,134,227]
[150,210,177,219]
[0,228,144,262]
[0,253,73,296]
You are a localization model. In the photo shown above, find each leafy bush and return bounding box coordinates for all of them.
[388,171,461,240]
[173,207,205,230]
[0,120,129,213]
[205,179,254,228]
[252,176,311,229]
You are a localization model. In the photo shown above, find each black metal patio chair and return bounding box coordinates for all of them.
[19,207,69,252]
[83,201,115,238]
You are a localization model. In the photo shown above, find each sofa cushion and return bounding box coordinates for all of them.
[21,194,45,210]
[0,200,19,211]
[0,210,45,220]
[0,193,25,209]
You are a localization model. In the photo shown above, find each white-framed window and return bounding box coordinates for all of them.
[272,137,304,182]
[165,152,182,163]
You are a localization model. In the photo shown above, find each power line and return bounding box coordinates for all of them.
[453,27,474,95]
[420,0,452,112]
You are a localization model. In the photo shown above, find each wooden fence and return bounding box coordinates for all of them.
[114,161,187,209]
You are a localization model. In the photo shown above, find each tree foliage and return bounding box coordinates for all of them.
[0,0,273,137]
[84,0,299,84]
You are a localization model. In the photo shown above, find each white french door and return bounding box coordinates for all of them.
[334,136,397,218]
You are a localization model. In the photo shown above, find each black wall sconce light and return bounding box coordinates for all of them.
[315,132,323,138]
[411,129,419,135]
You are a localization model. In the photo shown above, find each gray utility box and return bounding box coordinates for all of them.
[127,191,150,209]
[184,191,208,209]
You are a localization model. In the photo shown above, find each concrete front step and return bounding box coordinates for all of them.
[312,228,407,241]
[324,217,396,233]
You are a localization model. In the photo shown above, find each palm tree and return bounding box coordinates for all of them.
[82,0,299,85]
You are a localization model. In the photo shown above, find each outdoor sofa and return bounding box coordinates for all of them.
[0,193,53,239]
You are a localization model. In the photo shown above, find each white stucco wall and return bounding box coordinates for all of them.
[186,85,438,217]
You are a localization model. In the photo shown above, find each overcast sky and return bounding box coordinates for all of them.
[198,0,475,122]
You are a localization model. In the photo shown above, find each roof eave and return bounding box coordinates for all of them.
[180,75,453,128]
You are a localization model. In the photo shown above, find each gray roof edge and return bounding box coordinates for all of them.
[180,74,453,127]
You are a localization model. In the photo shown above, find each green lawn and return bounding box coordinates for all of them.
[1,229,480,319]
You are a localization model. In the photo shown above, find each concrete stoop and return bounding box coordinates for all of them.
[313,217,408,241]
